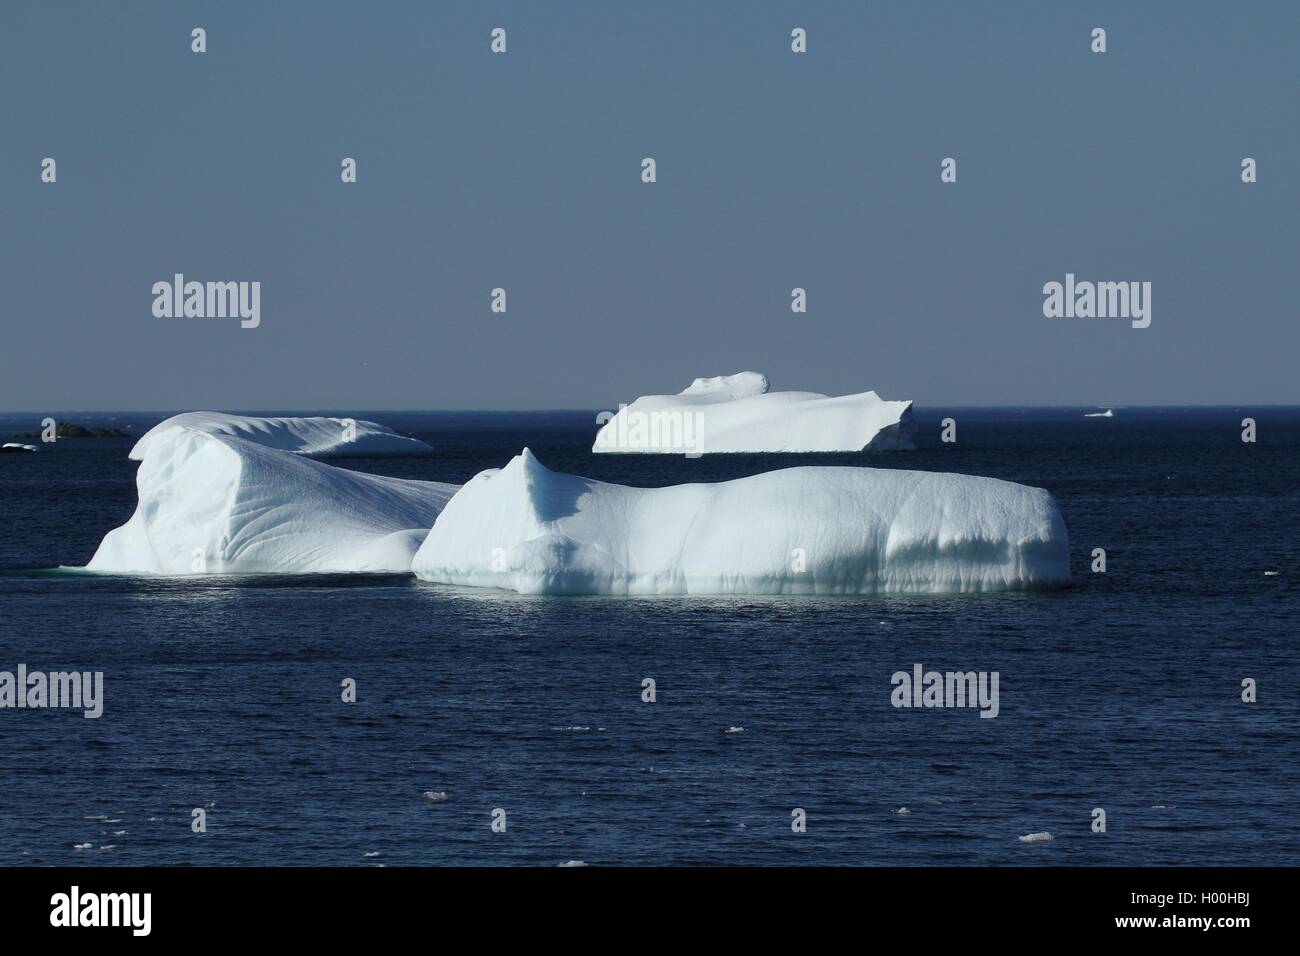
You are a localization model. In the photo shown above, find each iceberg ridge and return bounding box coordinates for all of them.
[131,412,432,460]
[412,449,1070,595]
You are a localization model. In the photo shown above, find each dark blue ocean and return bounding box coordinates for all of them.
[1,408,1297,866]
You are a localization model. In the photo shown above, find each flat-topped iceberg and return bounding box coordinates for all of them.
[593,372,914,454]
[132,411,432,459]
[412,449,1070,595]
[87,420,457,574]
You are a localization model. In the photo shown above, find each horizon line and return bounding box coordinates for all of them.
[4,403,1299,417]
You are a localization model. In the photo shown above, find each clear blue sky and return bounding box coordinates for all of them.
[2,0,1296,411]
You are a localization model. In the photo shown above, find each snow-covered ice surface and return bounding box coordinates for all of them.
[86,422,458,574]
[412,449,1070,595]
[677,371,771,402]
[131,411,433,459]
[593,372,915,454]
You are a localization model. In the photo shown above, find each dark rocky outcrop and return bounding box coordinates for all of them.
[9,422,130,440]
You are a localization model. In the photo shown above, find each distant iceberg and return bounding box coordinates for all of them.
[87,417,457,574]
[411,449,1070,595]
[1084,408,1114,418]
[132,411,432,459]
[593,372,914,454]
[1,442,38,453]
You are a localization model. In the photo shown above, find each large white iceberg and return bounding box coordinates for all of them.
[411,449,1070,595]
[593,372,915,454]
[132,411,432,459]
[87,418,457,574]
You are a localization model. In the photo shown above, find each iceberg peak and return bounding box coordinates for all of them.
[679,371,770,402]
